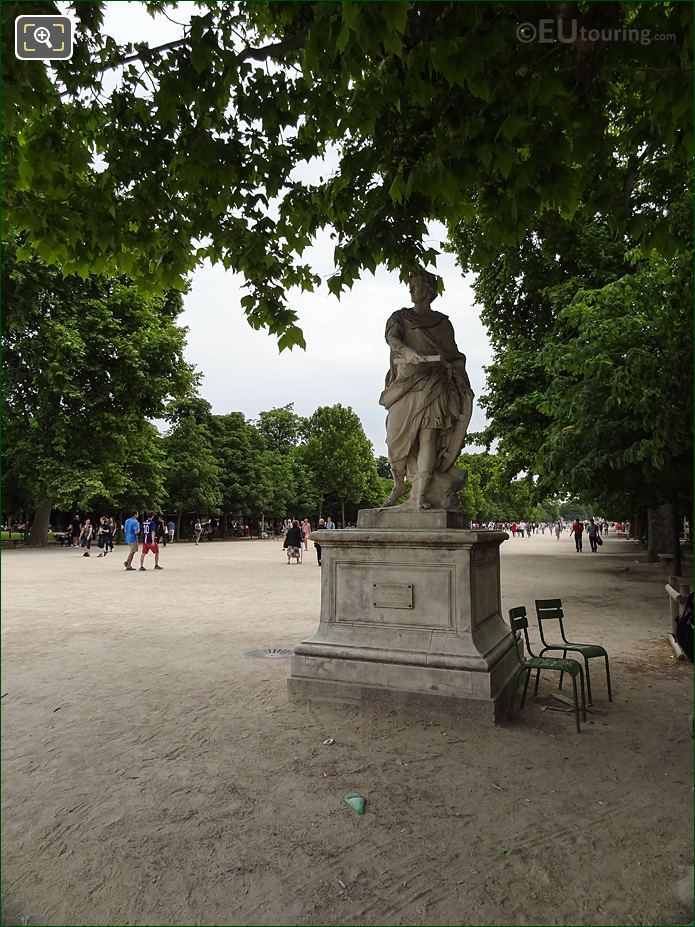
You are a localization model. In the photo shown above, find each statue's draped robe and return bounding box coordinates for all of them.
[379,307,474,473]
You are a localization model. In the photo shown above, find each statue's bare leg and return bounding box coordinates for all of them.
[383,463,407,507]
[415,428,438,509]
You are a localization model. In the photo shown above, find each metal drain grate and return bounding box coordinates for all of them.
[244,647,294,659]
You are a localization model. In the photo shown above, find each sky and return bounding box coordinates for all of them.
[70,2,495,455]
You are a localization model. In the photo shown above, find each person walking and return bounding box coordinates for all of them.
[107,516,117,551]
[554,520,562,541]
[571,518,584,552]
[587,517,601,553]
[123,510,140,570]
[283,520,303,564]
[326,517,335,530]
[301,518,312,551]
[193,517,203,546]
[314,517,325,566]
[97,516,111,557]
[79,518,93,556]
[156,515,168,547]
[140,512,163,571]
[167,518,175,544]
[71,514,82,547]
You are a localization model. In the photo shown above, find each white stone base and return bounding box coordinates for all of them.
[287,521,515,722]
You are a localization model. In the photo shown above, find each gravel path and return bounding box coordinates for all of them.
[2,533,692,926]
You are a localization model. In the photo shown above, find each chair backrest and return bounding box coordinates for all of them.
[535,598,565,646]
[508,606,532,660]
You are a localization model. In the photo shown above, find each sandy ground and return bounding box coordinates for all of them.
[1,532,692,927]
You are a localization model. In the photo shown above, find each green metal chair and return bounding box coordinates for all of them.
[534,598,612,705]
[507,606,586,733]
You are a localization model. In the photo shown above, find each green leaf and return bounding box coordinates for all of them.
[191,40,213,74]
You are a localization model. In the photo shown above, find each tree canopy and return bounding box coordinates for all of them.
[3,2,690,535]
[452,209,693,523]
[2,238,194,543]
[163,413,223,522]
[302,404,383,522]
[4,1,690,346]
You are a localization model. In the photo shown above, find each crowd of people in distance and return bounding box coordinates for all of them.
[468,518,627,553]
[71,514,119,556]
[277,515,358,566]
[279,517,324,565]
[6,511,633,571]
[3,520,28,533]
[63,512,175,567]
[271,514,632,567]
[568,517,629,552]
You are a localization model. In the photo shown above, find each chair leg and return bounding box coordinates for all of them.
[571,675,581,733]
[578,667,587,721]
[605,655,613,702]
[584,658,593,705]
[533,667,541,697]
[520,668,532,709]
[558,648,568,690]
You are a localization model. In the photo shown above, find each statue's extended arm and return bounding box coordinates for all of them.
[385,316,426,364]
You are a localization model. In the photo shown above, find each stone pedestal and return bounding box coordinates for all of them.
[287,509,515,722]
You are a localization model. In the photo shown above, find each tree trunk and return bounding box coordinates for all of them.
[175,511,182,542]
[28,499,52,547]
[671,503,682,578]
[340,498,345,527]
[633,509,647,545]
[318,496,323,521]
[647,502,678,566]
[222,511,228,539]
[646,507,657,562]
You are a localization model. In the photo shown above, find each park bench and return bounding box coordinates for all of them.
[3,530,27,548]
[666,575,693,661]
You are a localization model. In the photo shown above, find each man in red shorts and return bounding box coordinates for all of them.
[139,512,164,571]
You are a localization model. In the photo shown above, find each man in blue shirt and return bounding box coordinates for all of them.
[123,510,140,571]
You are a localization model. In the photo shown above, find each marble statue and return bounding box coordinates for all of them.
[379,267,474,511]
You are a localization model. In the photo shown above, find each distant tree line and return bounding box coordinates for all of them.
[160,399,389,539]
[2,238,391,542]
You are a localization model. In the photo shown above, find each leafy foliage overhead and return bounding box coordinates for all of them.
[4,1,690,345]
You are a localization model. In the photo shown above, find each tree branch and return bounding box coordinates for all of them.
[109,32,305,70]
[57,32,306,99]
[239,33,306,63]
[116,37,189,67]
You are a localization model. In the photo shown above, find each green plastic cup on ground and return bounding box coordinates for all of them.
[344,793,366,815]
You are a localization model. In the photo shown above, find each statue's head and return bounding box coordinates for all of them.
[409,267,439,304]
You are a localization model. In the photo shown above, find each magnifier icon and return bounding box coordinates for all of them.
[33,25,53,49]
